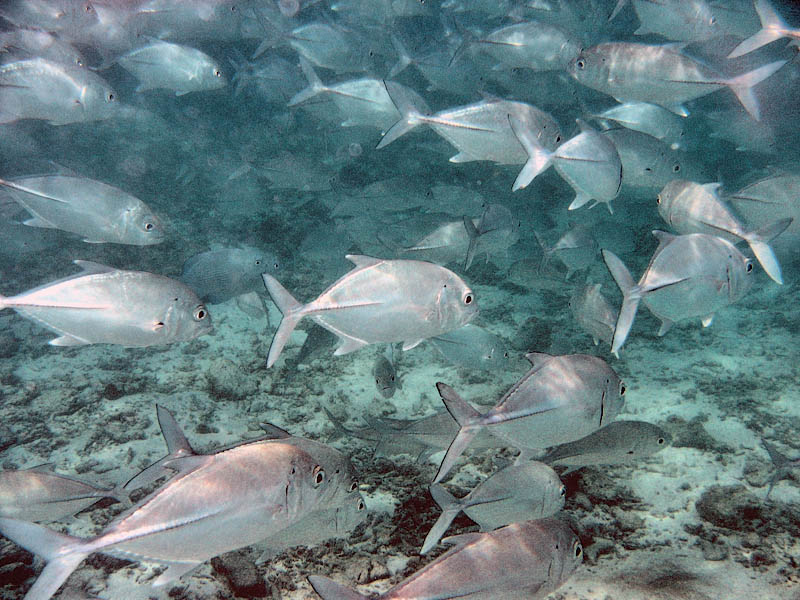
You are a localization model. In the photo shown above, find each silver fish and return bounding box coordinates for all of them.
[569,283,618,355]
[429,323,510,371]
[512,119,622,213]
[181,246,280,304]
[462,203,520,270]
[263,255,478,367]
[0,29,86,67]
[761,438,800,499]
[0,260,212,347]
[592,102,688,150]
[540,420,671,474]
[536,224,599,280]
[0,58,117,125]
[657,179,790,283]
[421,461,565,554]
[117,40,226,95]
[618,0,722,42]
[0,409,347,600]
[434,353,626,483]
[474,20,581,71]
[727,0,800,58]
[0,175,165,245]
[568,42,784,120]
[309,518,582,600]
[373,345,401,398]
[0,467,129,522]
[602,231,754,354]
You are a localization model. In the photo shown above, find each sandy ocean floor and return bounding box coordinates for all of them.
[1,248,799,600]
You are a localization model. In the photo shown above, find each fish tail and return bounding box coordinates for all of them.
[388,34,413,78]
[508,115,553,191]
[602,250,640,356]
[608,0,628,21]
[421,484,463,554]
[0,518,89,600]
[728,0,789,58]
[726,59,786,121]
[376,81,426,149]
[463,215,479,271]
[743,217,792,284]
[0,294,6,310]
[262,274,304,368]
[433,382,482,484]
[288,56,325,106]
[307,575,369,600]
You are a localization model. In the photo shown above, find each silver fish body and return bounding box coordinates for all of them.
[421,461,565,554]
[434,353,625,483]
[263,255,478,367]
[181,246,280,304]
[602,231,754,354]
[0,175,165,245]
[430,323,510,371]
[0,261,212,347]
[569,283,618,354]
[309,518,582,600]
[477,21,581,71]
[593,102,688,150]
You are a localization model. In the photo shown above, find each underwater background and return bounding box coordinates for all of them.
[1,0,799,598]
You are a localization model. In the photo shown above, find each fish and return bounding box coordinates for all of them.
[618,0,722,42]
[536,224,599,280]
[512,118,622,213]
[421,461,565,554]
[373,345,401,398]
[472,20,581,71]
[568,42,785,120]
[540,420,671,474]
[592,102,689,150]
[0,407,353,600]
[180,246,280,304]
[462,203,520,270]
[286,22,372,72]
[727,0,800,58]
[117,39,226,95]
[656,179,791,283]
[429,323,510,371]
[0,28,87,67]
[0,466,129,522]
[308,518,582,600]
[262,255,478,367]
[0,57,117,125]
[377,87,562,176]
[569,283,619,355]
[761,438,800,499]
[0,175,165,245]
[602,231,755,354]
[0,260,212,347]
[433,353,626,483]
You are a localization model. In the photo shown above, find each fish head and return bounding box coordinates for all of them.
[78,78,118,121]
[554,525,583,583]
[601,367,627,426]
[202,59,228,90]
[634,425,672,457]
[163,288,213,342]
[725,246,755,301]
[127,208,166,245]
[374,356,398,398]
[334,492,368,534]
[655,179,690,223]
[284,438,361,509]
[567,45,609,89]
[436,271,478,330]
[481,339,510,369]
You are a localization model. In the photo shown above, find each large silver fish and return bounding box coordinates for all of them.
[568,42,784,120]
[429,323,510,371]
[434,353,626,483]
[0,261,212,347]
[309,518,582,600]
[592,102,689,150]
[473,20,581,71]
[0,407,355,600]
[117,40,226,95]
[0,175,165,245]
[0,467,129,522]
[263,255,478,367]
[602,231,754,354]
[181,246,280,304]
[656,179,791,284]
[421,461,565,554]
[540,420,671,474]
[0,58,117,125]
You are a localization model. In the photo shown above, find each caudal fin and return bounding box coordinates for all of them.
[728,0,790,58]
[726,59,786,121]
[421,484,463,554]
[743,217,792,284]
[508,116,554,191]
[0,518,89,600]
[307,575,368,600]
[262,274,304,368]
[602,250,641,356]
[288,56,326,106]
[0,294,6,310]
[434,382,483,484]
[463,215,479,271]
[376,81,427,149]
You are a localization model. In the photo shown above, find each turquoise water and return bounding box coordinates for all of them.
[0,1,799,599]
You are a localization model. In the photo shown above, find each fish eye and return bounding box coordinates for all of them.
[672,163,681,173]
[84,3,93,12]
[619,383,626,395]
[349,481,358,492]
[107,92,115,102]
[193,306,208,321]
[358,499,366,510]
[746,261,753,273]
[463,292,474,305]
[574,541,582,558]
[555,135,562,143]
[390,375,395,381]
[273,262,280,269]
[656,195,661,205]
[658,437,665,444]
[313,466,325,486]
[214,69,222,77]
[255,260,261,265]
[576,59,585,69]
[559,485,566,497]
[709,16,716,25]
[144,222,154,231]
[503,352,509,358]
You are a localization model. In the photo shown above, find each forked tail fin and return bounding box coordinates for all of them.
[262,274,304,368]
